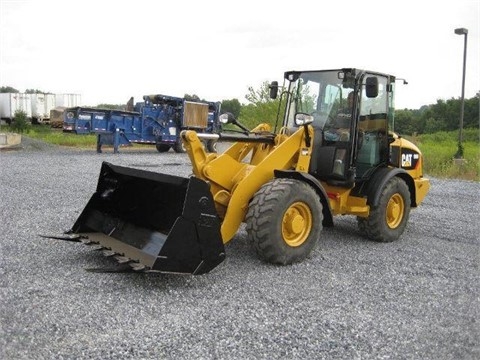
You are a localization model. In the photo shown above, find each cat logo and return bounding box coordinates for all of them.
[401,153,412,167]
[401,153,419,168]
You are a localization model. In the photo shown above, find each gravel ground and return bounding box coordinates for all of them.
[0,138,479,359]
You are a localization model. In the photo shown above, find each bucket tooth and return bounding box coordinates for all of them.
[114,255,131,264]
[130,262,147,272]
[39,234,85,242]
[86,264,137,273]
[81,238,97,245]
[102,250,116,257]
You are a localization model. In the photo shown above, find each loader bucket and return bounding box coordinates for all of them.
[70,162,225,275]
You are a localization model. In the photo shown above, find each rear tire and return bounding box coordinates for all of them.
[245,178,323,265]
[173,139,186,153]
[356,216,367,235]
[206,139,217,153]
[360,177,411,242]
[155,143,170,153]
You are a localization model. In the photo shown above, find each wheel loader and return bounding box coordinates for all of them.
[47,68,430,275]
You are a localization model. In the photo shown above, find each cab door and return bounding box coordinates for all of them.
[355,74,390,178]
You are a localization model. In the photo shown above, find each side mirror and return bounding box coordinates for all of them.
[269,81,279,99]
[219,112,236,124]
[294,113,314,126]
[366,77,379,98]
[294,113,313,147]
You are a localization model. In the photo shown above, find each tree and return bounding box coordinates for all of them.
[394,109,417,135]
[463,96,479,129]
[184,94,201,102]
[239,101,280,129]
[25,89,49,94]
[239,81,281,128]
[0,86,19,93]
[424,117,448,134]
[220,99,242,118]
[245,81,272,104]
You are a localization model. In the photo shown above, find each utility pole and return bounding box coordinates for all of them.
[454,27,468,159]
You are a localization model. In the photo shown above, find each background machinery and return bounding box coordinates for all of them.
[63,94,221,153]
[50,68,430,274]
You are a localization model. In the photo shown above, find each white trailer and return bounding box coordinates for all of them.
[0,93,32,123]
[31,93,56,123]
[55,93,81,108]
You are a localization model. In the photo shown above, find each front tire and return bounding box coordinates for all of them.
[245,178,323,265]
[359,177,411,242]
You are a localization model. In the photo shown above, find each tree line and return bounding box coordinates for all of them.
[3,83,478,136]
[394,96,479,135]
[221,82,479,136]
[0,86,51,94]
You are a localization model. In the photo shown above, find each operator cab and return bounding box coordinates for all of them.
[277,69,394,187]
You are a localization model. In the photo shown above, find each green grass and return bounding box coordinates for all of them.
[26,125,98,147]
[413,128,479,181]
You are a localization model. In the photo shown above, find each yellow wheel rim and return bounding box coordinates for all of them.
[386,193,405,229]
[282,202,312,247]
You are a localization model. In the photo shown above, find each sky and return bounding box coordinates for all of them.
[0,0,478,110]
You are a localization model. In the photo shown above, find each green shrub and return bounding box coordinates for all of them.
[10,110,31,133]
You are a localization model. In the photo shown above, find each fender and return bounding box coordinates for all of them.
[274,169,334,227]
[353,167,416,207]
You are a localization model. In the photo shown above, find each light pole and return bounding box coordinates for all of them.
[454,27,468,159]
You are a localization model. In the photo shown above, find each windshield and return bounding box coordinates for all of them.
[284,70,355,129]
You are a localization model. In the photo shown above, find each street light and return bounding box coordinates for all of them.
[454,27,468,159]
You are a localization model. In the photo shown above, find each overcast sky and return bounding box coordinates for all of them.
[0,0,478,109]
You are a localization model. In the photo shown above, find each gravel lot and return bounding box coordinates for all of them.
[1,138,479,359]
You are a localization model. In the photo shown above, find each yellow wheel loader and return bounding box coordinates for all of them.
[48,68,430,274]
